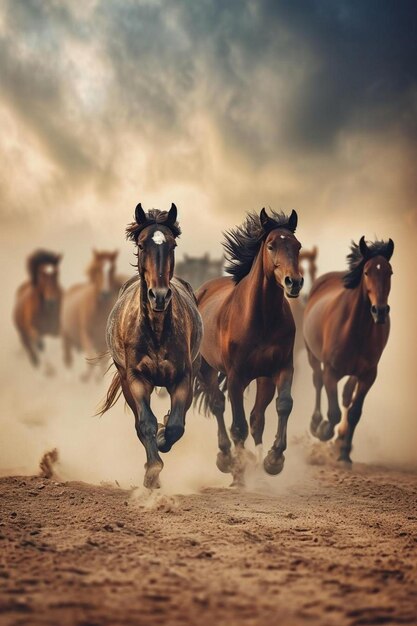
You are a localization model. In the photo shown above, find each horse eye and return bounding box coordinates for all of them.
[267,244,273,251]
[364,271,368,276]
[138,244,143,251]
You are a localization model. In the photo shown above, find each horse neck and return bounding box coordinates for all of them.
[237,244,285,330]
[346,279,373,336]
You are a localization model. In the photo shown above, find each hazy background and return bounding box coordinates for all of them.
[1,0,416,490]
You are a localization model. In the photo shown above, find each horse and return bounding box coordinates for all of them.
[61,249,122,381]
[99,204,203,489]
[248,246,318,459]
[303,236,394,463]
[14,249,63,372]
[194,208,303,484]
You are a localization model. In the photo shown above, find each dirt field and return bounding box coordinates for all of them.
[0,459,416,626]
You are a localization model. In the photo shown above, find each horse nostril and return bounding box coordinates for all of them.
[386,305,390,314]
[166,288,172,300]
[300,276,304,288]
[285,277,293,287]
[148,288,156,300]
[371,305,377,314]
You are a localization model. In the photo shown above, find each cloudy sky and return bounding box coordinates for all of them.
[0,0,416,256]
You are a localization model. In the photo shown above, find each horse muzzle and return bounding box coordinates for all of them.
[371,304,390,324]
[284,276,304,298]
[148,287,172,312]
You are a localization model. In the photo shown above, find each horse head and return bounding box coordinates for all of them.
[128,203,180,312]
[260,208,304,298]
[28,250,62,309]
[359,237,394,324]
[88,249,119,300]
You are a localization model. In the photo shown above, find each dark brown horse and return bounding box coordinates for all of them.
[194,209,303,483]
[14,250,63,370]
[99,204,202,489]
[61,249,122,381]
[303,237,394,463]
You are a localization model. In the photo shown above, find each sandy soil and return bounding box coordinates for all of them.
[0,460,416,626]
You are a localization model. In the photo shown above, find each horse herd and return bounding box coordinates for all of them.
[13,204,394,489]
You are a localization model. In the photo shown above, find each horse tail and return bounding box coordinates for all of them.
[97,368,122,416]
[193,366,226,417]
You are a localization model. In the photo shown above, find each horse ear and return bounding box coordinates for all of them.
[386,238,394,260]
[167,203,177,225]
[359,236,370,260]
[287,209,298,232]
[260,208,272,231]
[135,203,147,225]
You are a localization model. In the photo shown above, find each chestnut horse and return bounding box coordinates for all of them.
[303,237,394,463]
[99,204,202,489]
[194,209,303,483]
[14,250,63,371]
[61,249,122,381]
[249,246,318,457]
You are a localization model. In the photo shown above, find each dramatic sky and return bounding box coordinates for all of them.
[0,0,416,254]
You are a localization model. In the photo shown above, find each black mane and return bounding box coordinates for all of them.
[223,210,294,283]
[126,209,181,242]
[27,250,60,285]
[343,239,393,289]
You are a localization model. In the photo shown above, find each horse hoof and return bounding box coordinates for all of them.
[317,420,334,442]
[216,452,233,473]
[263,452,285,476]
[337,454,352,468]
[143,463,163,489]
[310,412,322,437]
[156,425,170,453]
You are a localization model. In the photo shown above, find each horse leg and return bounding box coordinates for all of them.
[124,377,163,489]
[307,346,324,436]
[157,374,191,453]
[264,365,293,476]
[338,370,377,464]
[228,375,252,485]
[19,330,40,367]
[250,377,275,464]
[198,358,232,473]
[317,366,341,441]
[337,376,357,440]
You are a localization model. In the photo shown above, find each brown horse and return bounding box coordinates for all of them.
[194,209,303,483]
[14,250,63,370]
[99,204,203,489]
[248,246,318,458]
[303,237,394,463]
[61,249,122,381]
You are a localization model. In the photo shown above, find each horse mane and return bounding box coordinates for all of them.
[27,250,60,286]
[126,209,181,243]
[223,210,293,283]
[343,239,393,289]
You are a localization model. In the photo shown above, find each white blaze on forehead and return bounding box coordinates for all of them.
[376,264,381,270]
[152,230,166,245]
[280,235,286,239]
[43,265,55,275]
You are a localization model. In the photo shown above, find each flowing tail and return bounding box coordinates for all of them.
[193,364,226,417]
[97,368,122,416]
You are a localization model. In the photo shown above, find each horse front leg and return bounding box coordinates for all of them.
[250,377,275,464]
[338,369,377,464]
[317,366,342,441]
[306,346,324,436]
[264,365,293,476]
[228,375,253,486]
[19,330,40,367]
[126,377,163,489]
[157,373,192,453]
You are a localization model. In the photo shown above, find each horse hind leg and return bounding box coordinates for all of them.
[307,347,324,437]
[195,358,232,474]
[317,366,341,442]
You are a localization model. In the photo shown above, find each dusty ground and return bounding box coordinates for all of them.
[0,460,416,626]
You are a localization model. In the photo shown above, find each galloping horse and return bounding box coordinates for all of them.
[194,209,303,483]
[14,250,63,371]
[61,249,121,381]
[99,204,202,489]
[303,237,394,463]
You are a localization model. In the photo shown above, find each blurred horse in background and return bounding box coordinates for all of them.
[194,209,303,484]
[14,250,63,374]
[61,249,123,381]
[99,204,202,489]
[303,236,394,463]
